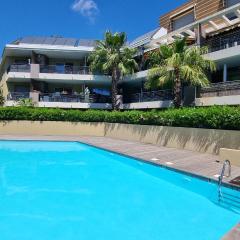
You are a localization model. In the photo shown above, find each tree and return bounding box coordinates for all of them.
[146,38,216,108]
[0,88,5,106]
[89,31,138,110]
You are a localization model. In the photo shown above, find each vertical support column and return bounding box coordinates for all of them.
[84,56,87,74]
[196,23,202,46]
[196,23,205,47]
[223,64,228,82]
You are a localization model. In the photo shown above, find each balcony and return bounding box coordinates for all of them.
[8,64,30,73]
[6,64,111,84]
[199,80,240,98]
[202,28,240,53]
[125,89,173,103]
[39,93,111,104]
[7,92,30,101]
[5,91,112,109]
[196,80,240,106]
[40,65,91,75]
[38,93,112,109]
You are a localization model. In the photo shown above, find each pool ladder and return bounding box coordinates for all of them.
[217,160,240,210]
[218,160,231,194]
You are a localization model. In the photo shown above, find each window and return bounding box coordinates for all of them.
[227,0,240,7]
[14,85,30,93]
[65,63,74,74]
[172,11,195,31]
[55,63,65,73]
[55,88,73,94]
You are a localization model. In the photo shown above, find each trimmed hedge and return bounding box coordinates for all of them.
[0,106,239,130]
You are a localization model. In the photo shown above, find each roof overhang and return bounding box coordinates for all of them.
[2,43,94,60]
[152,3,240,47]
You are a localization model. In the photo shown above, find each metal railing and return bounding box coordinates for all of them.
[39,93,111,104]
[125,89,173,103]
[40,65,91,75]
[218,160,231,199]
[7,92,30,101]
[202,28,240,53]
[199,80,240,98]
[8,64,30,73]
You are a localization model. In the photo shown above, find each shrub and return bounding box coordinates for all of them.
[17,98,35,107]
[0,106,239,130]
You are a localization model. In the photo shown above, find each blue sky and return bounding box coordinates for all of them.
[0,0,187,52]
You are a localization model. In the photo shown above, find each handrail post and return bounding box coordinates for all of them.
[218,160,231,199]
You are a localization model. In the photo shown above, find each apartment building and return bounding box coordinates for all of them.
[156,0,240,106]
[1,0,240,109]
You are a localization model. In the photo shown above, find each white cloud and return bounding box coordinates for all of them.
[71,0,99,22]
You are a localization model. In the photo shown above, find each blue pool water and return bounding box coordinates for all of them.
[0,141,239,240]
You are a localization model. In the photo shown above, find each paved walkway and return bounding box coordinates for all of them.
[0,134,240,239]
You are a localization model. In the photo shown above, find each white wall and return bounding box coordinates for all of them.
[122,100,173,109]
[38,102,112,109]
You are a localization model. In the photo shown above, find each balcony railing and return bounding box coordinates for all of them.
[40,93,111,103]
[125,89,173,103]
[7,92,30,101]
[199,80,240,97]
[202,28,240,53]
[8,64,30,73]
[40,65,91,75]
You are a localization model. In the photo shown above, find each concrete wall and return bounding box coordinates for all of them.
[195,95,240,106]
[38,102,112,109]
[219,148,240,166]
[0,121,105,137]
[122,100,172,109]
[0,121,240,155]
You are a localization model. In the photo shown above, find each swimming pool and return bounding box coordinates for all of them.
[0,140,239,240]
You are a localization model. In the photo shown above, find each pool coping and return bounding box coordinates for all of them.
[76,140,240,191]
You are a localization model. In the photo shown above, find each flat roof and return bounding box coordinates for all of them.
[12,36,97,48]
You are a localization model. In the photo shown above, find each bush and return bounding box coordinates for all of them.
[0,106,239,130]
[17,98,35,107]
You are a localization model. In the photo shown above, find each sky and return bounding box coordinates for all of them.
[0,0,187,52]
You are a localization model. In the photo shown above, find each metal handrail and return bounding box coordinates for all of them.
[126,89,173,103]
[40,65,91,75]
[8,64,30,73]
[218,160,231,198]
[7,92,30,101]
[199,80,240,97]
[202,28,240,53]
[39,93,111,104]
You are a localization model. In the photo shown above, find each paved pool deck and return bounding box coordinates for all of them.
[0,135,239,239]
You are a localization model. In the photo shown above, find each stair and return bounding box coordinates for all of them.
[219,191,240,211]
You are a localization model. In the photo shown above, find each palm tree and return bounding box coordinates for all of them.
[89,31,138,110]
[146,38,216,108]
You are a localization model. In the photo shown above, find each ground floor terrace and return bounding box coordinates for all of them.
[0,134,239,239]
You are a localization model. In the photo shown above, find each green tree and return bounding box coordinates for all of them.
[146,38,216,108]
[89,31,138,110]
[0,88,5,106]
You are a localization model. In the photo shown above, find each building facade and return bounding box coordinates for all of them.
[1,0,240,109]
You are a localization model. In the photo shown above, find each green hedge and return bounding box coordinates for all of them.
[0,106,239,130]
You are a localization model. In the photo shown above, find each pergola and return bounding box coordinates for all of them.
[151,3,240,47]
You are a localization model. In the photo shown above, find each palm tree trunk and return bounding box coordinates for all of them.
[173,69,182,108]
[111,67,119,110]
